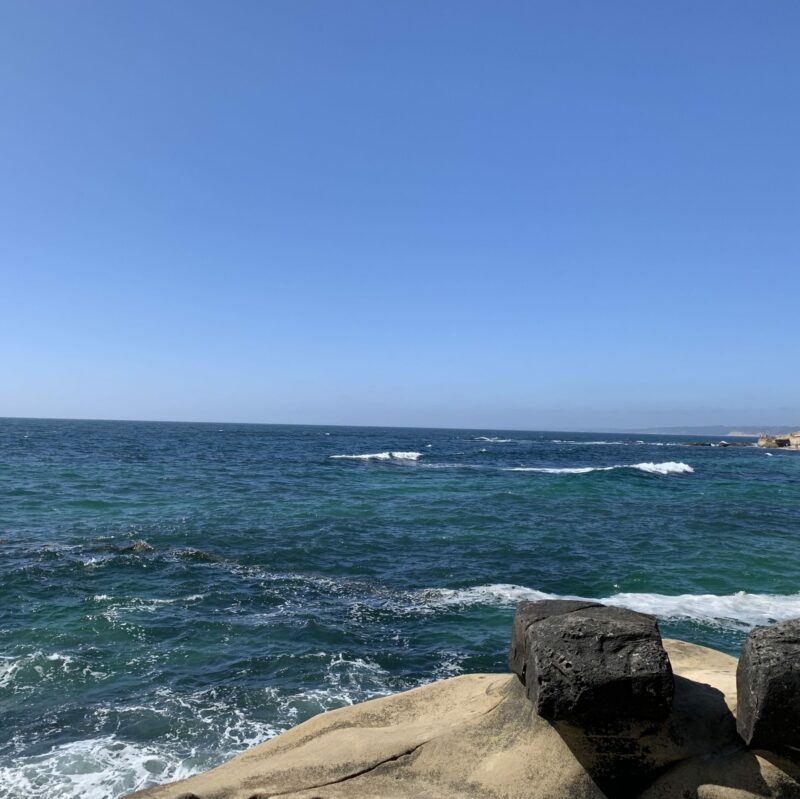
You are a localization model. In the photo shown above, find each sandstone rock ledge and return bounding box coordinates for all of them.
[126,640,800,799]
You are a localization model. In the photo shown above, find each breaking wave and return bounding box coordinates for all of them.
[504,461,694,475]
[330,451,422,462]
[414,584,800,629]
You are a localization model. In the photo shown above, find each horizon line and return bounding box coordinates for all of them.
[0,415,773,437]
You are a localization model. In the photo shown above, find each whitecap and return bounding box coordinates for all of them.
[473,436,512,443]
[631,461,694,475]
[504,461,693,476]
[556,440,626,446]
[329,451,422,462]
[506,466,600,474]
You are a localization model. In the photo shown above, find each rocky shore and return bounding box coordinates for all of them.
[125,604,800,799]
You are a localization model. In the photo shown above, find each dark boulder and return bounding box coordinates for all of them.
[509,599,601,678]
[736,618,800,751]
[509,600,673,727]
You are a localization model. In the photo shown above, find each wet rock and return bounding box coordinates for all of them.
[510,600,673,727]
[123,540,154,553]
[736,618,800,751]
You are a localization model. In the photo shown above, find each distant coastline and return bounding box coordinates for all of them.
[0,416,789,439]
[628,425,791,437]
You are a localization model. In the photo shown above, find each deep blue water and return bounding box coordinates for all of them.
[1,418,799,797]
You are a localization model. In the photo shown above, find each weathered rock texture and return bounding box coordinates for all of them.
[124,640,800,799]
[737,618,800,751]
[509,600,673,728]
[508,599,600,677]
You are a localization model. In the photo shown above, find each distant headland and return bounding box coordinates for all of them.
[630,425,795,437]
[758,431,800,450]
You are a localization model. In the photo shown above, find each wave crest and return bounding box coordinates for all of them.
[330,452,422,462]
[504,461,694,475]
[414,583,800,629]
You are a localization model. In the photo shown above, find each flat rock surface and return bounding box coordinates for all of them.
[125,640,800,799]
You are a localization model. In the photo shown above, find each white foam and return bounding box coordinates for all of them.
[330,451,422,462]
[0,675,306,799]
[506,466,600,474]
[632,461,694,474]
[474,436,512,443]
[0,650,108,691]
[554,440,626,445]
[88,595,206,625]
[0,656,24,689]
[0,736,197,799]
[414,583,800,629]
[504,461,694,476]
[549,440,703,448]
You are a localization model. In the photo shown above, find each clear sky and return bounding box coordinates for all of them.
[1,1,798,430]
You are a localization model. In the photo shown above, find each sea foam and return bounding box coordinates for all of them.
[0,651,400,799]
[0,735,197,799]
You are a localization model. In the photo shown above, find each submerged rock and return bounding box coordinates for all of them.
[509,600,673,728]
[123,540,154,553]
[736,618,800,751]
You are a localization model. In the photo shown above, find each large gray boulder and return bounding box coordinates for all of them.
[736,618,800,750]
[509,599,673,727]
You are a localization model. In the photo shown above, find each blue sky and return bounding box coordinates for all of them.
[1,1,798,429]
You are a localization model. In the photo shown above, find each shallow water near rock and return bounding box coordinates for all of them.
[1,418,798,798]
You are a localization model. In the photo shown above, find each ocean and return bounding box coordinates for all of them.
[1,418,798,798]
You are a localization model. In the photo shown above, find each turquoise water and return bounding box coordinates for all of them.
[1,418,799,797]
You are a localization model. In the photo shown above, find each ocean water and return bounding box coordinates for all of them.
[1,418,799,798]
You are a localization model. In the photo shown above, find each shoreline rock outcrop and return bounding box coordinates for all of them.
[124,605,800,799]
